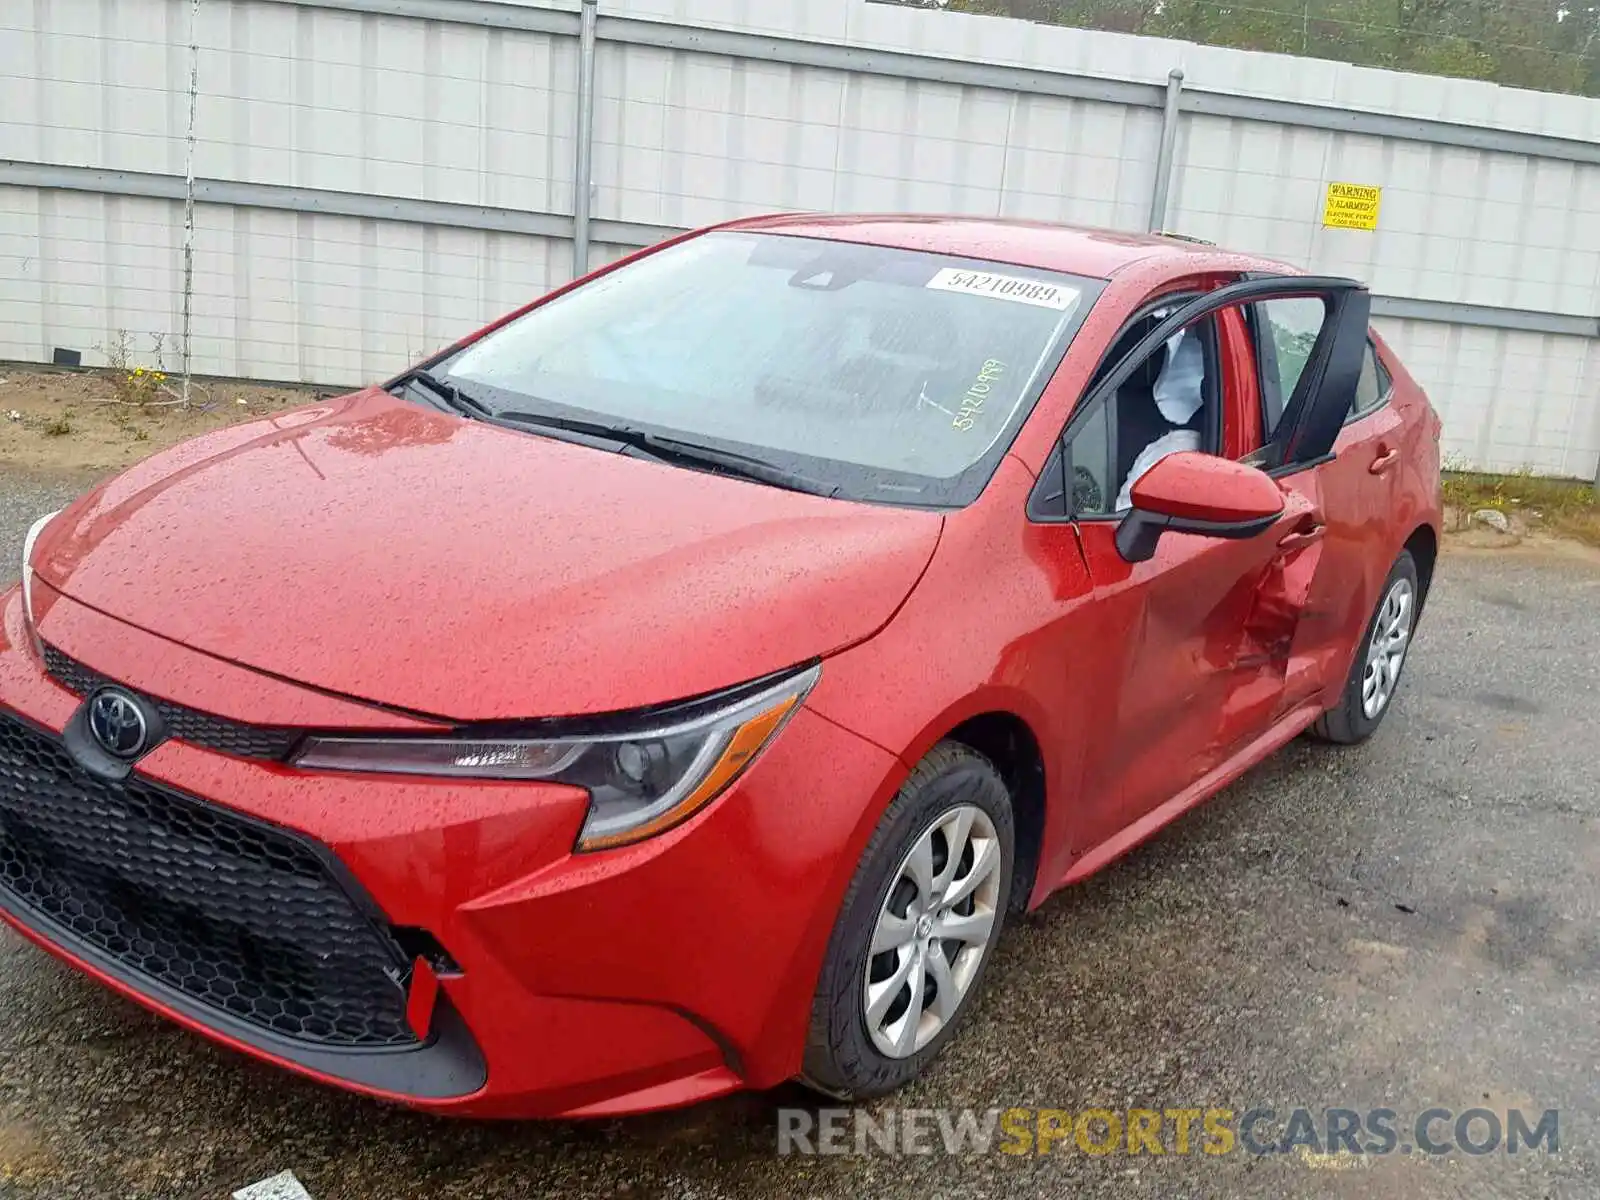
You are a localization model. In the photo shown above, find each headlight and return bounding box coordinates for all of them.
[293,665,819,851]
[20,510,61,639]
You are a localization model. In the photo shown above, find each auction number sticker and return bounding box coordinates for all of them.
[926,268,1078,311]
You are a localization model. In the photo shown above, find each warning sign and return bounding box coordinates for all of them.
[1323,182,1382,231]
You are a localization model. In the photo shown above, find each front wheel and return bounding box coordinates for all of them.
[1310,549,1419,744]
[801,742,1014,1099]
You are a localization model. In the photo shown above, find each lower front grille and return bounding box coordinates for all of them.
[0,710,418,1049]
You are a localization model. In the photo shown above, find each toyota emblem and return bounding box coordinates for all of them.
[87,689,152,760]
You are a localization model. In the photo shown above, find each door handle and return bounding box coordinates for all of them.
[1278,524,1326,552]
[1369,446,1401,475]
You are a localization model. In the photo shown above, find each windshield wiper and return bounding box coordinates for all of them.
[393,368,492,418]
[491,410,839,498]
[490,408,646,446]
[399,379,838,498]
[637,432,841,498]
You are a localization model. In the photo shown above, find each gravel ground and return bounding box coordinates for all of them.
[2,472,1597,1199]
[0,471,96,579]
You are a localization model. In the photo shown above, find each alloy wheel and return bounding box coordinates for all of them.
[863,804,1003,1059]
[1362,576,1414,719]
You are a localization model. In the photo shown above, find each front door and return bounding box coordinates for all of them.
[1071,492,1323,840]
[1030,275,1372,854]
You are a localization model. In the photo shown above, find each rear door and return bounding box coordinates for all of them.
[1248,304,1403,712]
[1030,275,1370,848]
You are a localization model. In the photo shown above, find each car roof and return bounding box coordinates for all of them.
[718,213,1287,281]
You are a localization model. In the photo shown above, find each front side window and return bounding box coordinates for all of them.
[1252,297,1327,440]
[440,232,1104,506]
[1064,311,1221,517]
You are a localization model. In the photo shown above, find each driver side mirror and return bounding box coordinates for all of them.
[1114,452,1285,564]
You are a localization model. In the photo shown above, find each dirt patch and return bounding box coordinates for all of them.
[1442,469,1600,548]
[0,367,333,475]
[0,1120,58,1186]
[1442,502,1600,566]
[1443,529,1600,567]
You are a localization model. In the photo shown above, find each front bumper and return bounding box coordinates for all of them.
[0,583,904,1118]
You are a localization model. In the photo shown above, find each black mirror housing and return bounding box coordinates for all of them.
[1114,507,1281,563]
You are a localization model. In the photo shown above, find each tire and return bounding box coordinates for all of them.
[1310,549,1420,745]
[801,741,1014,1100]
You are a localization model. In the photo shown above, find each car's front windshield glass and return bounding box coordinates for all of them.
[439,231,1104,506]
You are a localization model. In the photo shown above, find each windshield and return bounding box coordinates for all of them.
[439,231,1104,506]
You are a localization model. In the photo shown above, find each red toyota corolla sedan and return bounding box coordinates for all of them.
[1,215,1441,1117]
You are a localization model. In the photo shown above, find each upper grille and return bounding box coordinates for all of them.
[40,643,301,761]
[0,711,418,1049]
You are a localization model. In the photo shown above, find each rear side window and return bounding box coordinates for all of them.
[1348,339,1393,421]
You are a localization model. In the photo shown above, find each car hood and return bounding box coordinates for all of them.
[33,390,943,720]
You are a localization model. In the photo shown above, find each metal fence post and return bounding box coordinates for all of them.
[1147,67,1184,234]
[572,0,599,279]
[180,0,201,404]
